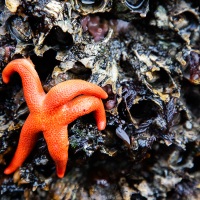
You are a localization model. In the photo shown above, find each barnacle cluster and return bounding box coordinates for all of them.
[0,0,199,199]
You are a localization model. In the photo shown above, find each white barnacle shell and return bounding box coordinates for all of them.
[5,0,21,13]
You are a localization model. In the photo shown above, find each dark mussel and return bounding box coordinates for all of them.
[6,15,32,42]
[79,0,103,6]
[74,0,112,15]
[125,0,148,11]
[112,0,149,21]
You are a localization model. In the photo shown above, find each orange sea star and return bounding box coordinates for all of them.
[2,58,108,178]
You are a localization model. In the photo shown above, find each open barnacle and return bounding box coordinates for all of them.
[72,0,112,15]
[32,2,82,56]
[42,26,74,50]
[132,49,180,102]
[169,1,199,45]
[144,66,180,102]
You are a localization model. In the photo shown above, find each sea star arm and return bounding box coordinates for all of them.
[43,96,106,178]
[43,126,69,178]
[44,80,108,111]
[4,114,40,175]
[61,95,107,130]
[2,58,45,112]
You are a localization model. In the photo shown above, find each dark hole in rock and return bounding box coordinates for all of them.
[131,194,147,200]
[192,1,200,7]
[0,188,24,199]
[120,60,136,77]
[179,110,189,124]
[43,26,73,50]
[117,102,126,119]
[28,16,48,35]
[30,49,60,81]
[33,155,56,178]
[68,62,92,80]
[0,0,4,8]
[130,100,158,119]
[87,153,124,182]
[182,80,200,117]
[146,68,171,89]
[11,53,23,60]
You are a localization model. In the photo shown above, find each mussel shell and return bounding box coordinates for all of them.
[80,0,103,6]
[169,2,200,44]
[125,0,148,11]
[111,0,149,21]
[125,0,149,16]
[73,0,112,15]
[6,15,32,42]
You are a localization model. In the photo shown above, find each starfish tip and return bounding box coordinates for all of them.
[2,74,9,84]
[57,171,65,178]
[4,168,12,175]
[97,121,106,131]
[57,173,64,178]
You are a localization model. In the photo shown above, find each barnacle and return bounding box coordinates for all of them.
[72,0,112,15]
[0,0,199,199]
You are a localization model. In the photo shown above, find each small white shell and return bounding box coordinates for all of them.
[5,0,21,13]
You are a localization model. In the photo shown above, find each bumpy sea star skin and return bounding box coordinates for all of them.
[2,58,108,178]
